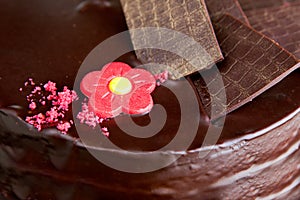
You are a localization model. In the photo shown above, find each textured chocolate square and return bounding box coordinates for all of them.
[120,0,223,79]
[191,14,300,119]
[238,0,298,11]
[205,0,250,25]
[245,2,300,58]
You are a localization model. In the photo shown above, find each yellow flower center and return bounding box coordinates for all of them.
[108,77,132,95]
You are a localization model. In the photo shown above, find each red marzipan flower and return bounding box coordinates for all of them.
[80,62,156,118]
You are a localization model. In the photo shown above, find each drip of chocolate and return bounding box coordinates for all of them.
[120,0,223,79]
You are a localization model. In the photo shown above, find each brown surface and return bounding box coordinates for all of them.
[205,0,250,25]
[120,0,223,79]
[191,14,300,118]
[245,2,300,58]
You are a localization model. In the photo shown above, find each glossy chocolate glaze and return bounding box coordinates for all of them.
[0,1,299,199]
[0,0,299,152]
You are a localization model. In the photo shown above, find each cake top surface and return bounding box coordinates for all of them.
[0,0,299,153]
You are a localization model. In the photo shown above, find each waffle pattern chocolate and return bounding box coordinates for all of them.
[205,0,250,25]
[120,0,223,79]
[191,14,300,118]
[245,2,300,59]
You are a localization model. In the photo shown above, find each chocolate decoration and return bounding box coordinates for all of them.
[191,14,300,118]
[205,0,250,25]
[245,1,300,58]
[238,0,298,11]
[0,0,300,199]
[120,0,223,79]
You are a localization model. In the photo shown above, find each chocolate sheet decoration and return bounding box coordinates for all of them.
[238,0,298,11]
[245,2,300,58]
[191,14,300,119]
[205,0,250,25]
[120,0,223,79]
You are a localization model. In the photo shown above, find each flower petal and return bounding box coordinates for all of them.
[100,62,132,86]
[89,86,122,118]
[80,71,102,97]
[122,88,154,115]
[124,68,156,93]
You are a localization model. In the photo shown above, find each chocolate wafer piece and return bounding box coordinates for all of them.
[191,14,300,119]
[205,0,250,25]
[238,0,298,11]
[120,0,223,79]
[245,2,300,58]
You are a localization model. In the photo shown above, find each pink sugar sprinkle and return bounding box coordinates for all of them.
[101,127,108,132]
[46,107,59,123]
[24,80,78,134]
[29,102,36,110]
[26,113,46,131]
[19,88,23,92]
[44,81,57,92]
[52,86,78,111]
[102,130,109,137]
[154,71,168,86]
[47,94,57,101]
[56,122,71,134]
[28,78,35,86]
[32,86,41,94]
[76,102,108,135]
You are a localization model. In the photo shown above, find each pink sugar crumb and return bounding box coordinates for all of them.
[45,107,59,123]
[57,122,71,134]
[29,102,36,110]
[26,113,46,131]
[32,86,41,94]
[28,78,35,86]
[154,71,168,86]
[53,86,78,111]
[102,129,110,137]
[44,81,57,92]
[24,80,78,134]
[101,126,110,136]
[77,102,107,131]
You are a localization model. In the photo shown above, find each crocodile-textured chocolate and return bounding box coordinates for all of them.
[191,14,300,118]
[205,0,250,25]
[120,0,223,79]
[238,0,298,11]
[245,2,300,58]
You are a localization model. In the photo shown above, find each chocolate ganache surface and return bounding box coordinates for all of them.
[0,0,300,199]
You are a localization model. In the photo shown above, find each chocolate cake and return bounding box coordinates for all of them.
[0,0,299,199]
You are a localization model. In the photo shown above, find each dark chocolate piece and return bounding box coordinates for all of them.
[238,0,298,11]
[245,2,300,58]
[120,0,223,79]
[191,14,300,118]
[205,0,250,25]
